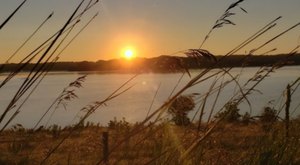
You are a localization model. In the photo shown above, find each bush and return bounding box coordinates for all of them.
[260,107,277,123]
[108,117,130,130]
[241,112,254,125]
[168,95,195,126]
[172,114,191,126]
[215,101,241,122]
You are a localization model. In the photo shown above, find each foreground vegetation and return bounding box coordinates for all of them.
[1,117,300,164]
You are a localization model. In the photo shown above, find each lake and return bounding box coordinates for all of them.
[0,66,299,128]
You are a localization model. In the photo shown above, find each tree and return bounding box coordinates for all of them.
[168,95,195,126]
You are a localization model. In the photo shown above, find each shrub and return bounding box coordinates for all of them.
[168,95,195,126]
[215,101,241,122]
[108,117,130,130]
[241,112,254,125]
[260,107,277,123]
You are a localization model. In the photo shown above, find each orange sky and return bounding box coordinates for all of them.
[0,0,300,62]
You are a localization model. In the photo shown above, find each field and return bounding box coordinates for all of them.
[1,118,300,164]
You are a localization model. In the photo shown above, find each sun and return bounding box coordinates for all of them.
[124,49,135,59]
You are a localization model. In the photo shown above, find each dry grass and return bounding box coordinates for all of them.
[0,120,300,164]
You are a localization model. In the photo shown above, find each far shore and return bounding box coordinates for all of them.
[1,54,300,73]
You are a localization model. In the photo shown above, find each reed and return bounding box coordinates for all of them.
[0,0,99,129]
[0,0,27,30]
[285,84,291,138]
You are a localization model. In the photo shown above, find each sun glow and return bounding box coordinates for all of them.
[123,49,135,60]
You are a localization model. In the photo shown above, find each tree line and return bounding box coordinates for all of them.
[1,54,300,73]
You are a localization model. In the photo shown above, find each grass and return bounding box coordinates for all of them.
[0,118,300,164]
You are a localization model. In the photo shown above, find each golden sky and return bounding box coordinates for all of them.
[0,0,300,62]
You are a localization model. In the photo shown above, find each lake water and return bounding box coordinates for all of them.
[0,66,299,128]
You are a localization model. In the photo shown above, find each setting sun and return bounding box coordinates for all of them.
[124,49,135,59]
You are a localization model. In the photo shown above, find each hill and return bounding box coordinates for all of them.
[1,54,300,73]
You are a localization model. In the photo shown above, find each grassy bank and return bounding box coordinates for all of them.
[1,118,300,164]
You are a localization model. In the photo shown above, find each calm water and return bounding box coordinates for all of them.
[0,66,299,128]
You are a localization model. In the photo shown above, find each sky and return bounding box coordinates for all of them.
[0,0,300,62]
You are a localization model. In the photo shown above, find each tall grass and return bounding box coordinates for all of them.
[0,0,27,30]
[0,0,99,129]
